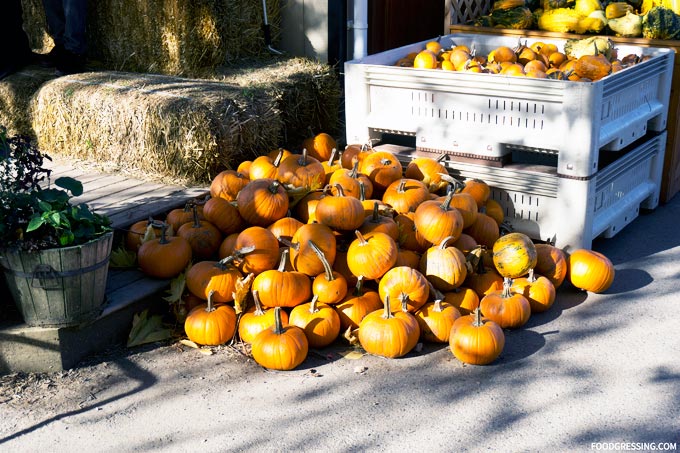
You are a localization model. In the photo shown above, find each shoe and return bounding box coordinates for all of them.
[55,50,86,76]
[39,45,65,68]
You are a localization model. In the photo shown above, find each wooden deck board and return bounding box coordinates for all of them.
[42,158,209,230]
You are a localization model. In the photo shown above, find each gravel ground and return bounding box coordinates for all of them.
[1,198,679,453]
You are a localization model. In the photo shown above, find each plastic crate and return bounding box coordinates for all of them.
[379,131,666,251]
[344,33,674,178]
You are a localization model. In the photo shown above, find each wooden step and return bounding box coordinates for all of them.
[0,159,209,373]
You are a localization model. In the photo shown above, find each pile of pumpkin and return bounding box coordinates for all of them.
[398,35,647,81]
[125,132,615,370]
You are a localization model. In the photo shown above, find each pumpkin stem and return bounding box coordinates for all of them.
[158,222,171,245]
[438,236,456,250]
[400,298,409,313]
[354,229,369,246]
[370,202,381,223]
[299,148,309,166]
[396,179,407,193]
[358,180,367,201]
[333,183,347,198]
[350,160,360,179]
[439,173,464,194]
[278,237,299,252]
[273,307,284,335]
[276,248,289,272]
[440,191,454,211]
[252,290,265,316]
[273,148,285,167]
[502,277,513,298]
[472,307,484,327]
[268,180,282,194]
[218,245,256,268]
[528,268,537,283]
[353,275,365,296]
[206,290,216,313]
[398,292,410,310]
[309,294,320,314]
[327,148,338,166]
[381,295,393,320]
[309,240,335,282]
[191,203,202,228]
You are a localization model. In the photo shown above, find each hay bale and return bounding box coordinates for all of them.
[0,67,56,137]
[31,71,282,185]
[22,0,281,76]
[203,57,342,149]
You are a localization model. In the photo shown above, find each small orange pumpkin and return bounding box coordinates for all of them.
[184,290,236,346]
[479,277,531,329]
[449,308,505,365]
[358,295,420,358]
[568,249,615,293]
[251,307,308,370]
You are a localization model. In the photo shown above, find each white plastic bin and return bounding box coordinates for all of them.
[379,131,666,251]
[345,33,674,178]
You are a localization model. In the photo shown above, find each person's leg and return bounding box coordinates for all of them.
[62,0,87,56]
[41,0,66,49]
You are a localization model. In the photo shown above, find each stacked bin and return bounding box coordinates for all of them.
[344,33,674,250]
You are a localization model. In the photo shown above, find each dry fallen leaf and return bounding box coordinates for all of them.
[199,348,213,356]
[340,350,365,360]
[180,339,199,349]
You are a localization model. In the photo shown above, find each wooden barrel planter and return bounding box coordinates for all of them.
[0,232,114,328]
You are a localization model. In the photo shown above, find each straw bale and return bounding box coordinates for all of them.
[22,0,281,76]
[30,72,282,185]
[0,67,56,137]
[203,57,342,149]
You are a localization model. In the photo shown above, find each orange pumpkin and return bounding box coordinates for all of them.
[358,295,420,358]
[414,285,461,343]
[419,236,468,291]
[568,249,615,293]
[382,178,431,215]
[480,277,531,329]
[202,197,244,236]
[238,290,290,344]
[289,223,337,276]
[186,260,243,302]
[236,178,289,227]
[449,308,505,365]
[302,132,337,162]
[534,243,568,288]
[511,269,556,313]
[310,241,348,305]
[346,230,398,280]
[251,307,308,370]
[378,266,430,313]
[251,249,312,308]
[137,223,192,279]
[335,276,382,331]
[278,149,325,190]
[443,286,480,316]
[289,295,341,348]
[184,291,236,346]
[233,226,280,275]
[209,170,249,202]
[413,192,464,246]
[359,202,399,241]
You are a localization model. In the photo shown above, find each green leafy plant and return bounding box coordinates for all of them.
[0,126,111,252]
